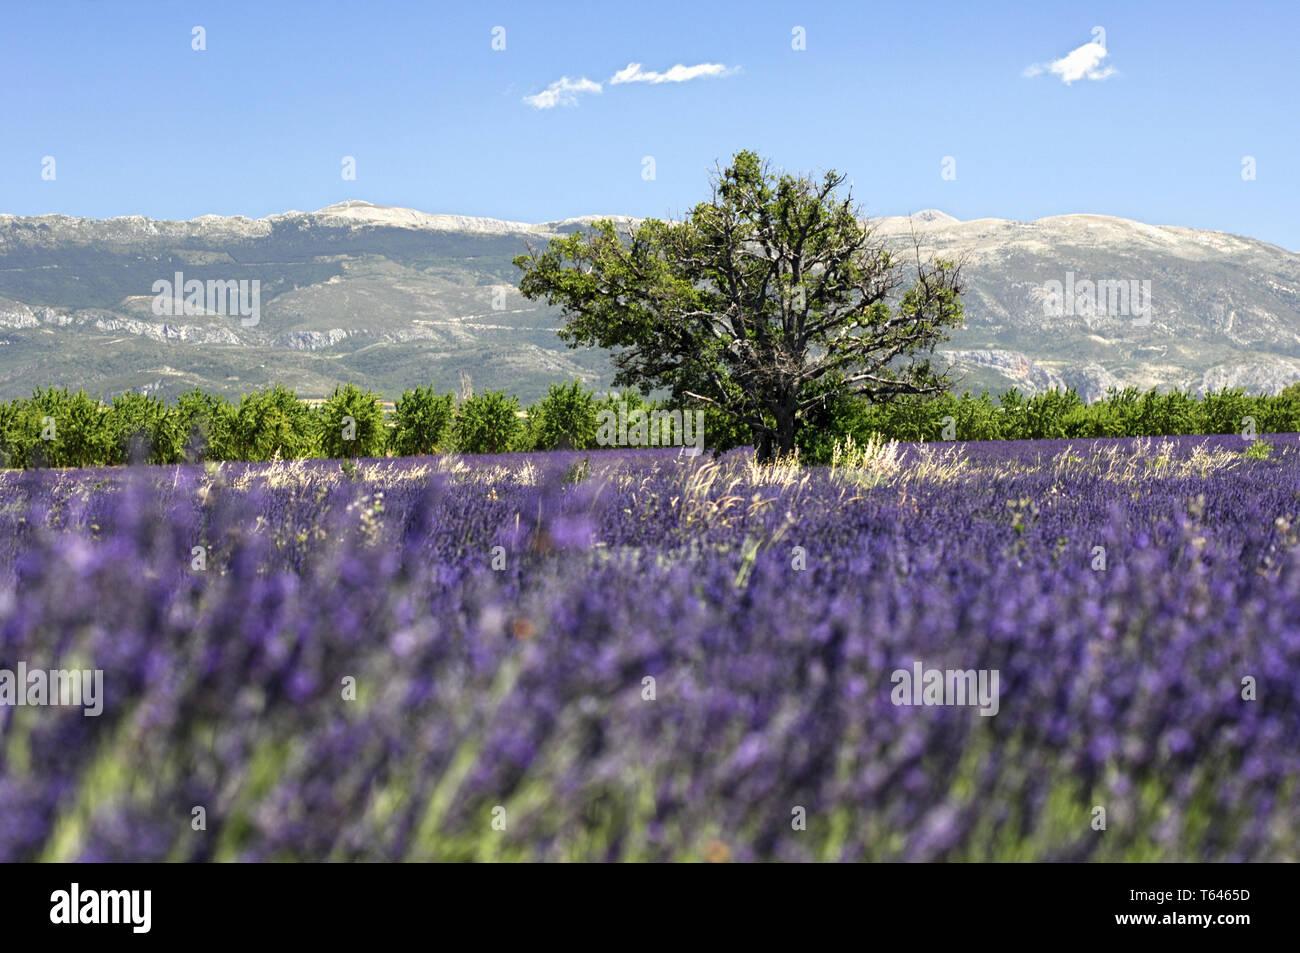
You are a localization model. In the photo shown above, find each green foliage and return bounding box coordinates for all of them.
[0,402,23,469]
[589,389,722,454]
[0,394,39,469]
[595,388,652,426]
[699,403,754,456]
[104,391,184,465]
[232,384,320,461]
[175,388,236,462]
[848,385,1281,445]
[516,148,965,460]
[1246,438,1273,460]
[317,383,386,459]
[453,390,523,455]
[389,384,455,456]
[24,387,112,468]
[526,379,598,451]
[796,388,874,463]
[1261,385,1300,433]
[0,377,1298,470]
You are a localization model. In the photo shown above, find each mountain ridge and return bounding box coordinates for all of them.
[1,201,1297,403]
[15,198,1292,246]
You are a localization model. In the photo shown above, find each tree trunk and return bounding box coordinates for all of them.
[774,398,798,460]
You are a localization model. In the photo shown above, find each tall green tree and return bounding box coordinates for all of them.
[389,384,455,456]
[104,391,184,464]
[232,384,319,461]
[526,379,598,451]
[515,149,965,460]
[453,390,523,455]
[318,383,386,459]
[176,387,236,462]
[24,387,111,468]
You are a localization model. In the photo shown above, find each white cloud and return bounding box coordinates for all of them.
[1024,40,1116,85]
[523,76,602,109]
[523,60,734,111]
[609,62,732,85]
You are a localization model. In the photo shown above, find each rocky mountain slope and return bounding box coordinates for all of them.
[1,200,1296,403]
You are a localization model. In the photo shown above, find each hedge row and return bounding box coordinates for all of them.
[805,384,1300,456]
[0,381,731,468]
[2,380,1299,469]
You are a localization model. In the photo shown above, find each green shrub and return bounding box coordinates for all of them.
[0,397,40,468]
[175,388,236,462]
[1,375,1300,471]
[232,384,320,461]
[104,391,183,465]
[317,383,386,459]
[453,390,523,455]
[389,385,455,456]
[796,388,874,464]
[1201,388,1254,435]
[526,380,598,451]
[22,387,112,468]
[1245,438,1273,460]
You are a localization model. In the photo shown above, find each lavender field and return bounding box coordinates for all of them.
[1,435,1298,862]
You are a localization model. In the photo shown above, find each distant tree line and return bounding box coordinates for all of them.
[805,384,1300,457]
[0,380,740,469]
[1,380,1299,470]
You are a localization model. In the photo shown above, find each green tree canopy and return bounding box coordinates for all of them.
[232,384,319,461]
[318,383,386,459]
[527,379,598,451]
[104,391,183,465]
[453,390,523,455]
[390,384,455,456]
[515,149,965,460]
[176,387,236,462]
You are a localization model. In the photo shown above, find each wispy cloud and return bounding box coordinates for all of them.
[523,76,602,110]
[524,60,734,111]
[609,62,733,85]
[1024,39,1116,85]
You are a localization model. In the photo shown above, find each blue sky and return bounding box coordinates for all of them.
[3,0,1297,249]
